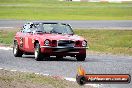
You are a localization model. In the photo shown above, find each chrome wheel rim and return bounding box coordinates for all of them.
[35,48,39,58]
[13,44,18,55]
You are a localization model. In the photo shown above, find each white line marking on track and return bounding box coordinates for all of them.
[0,68,4,70]
[0,47,12,50]
[65,77,76,82]
[34,73,40,75]
[10,69,17,72]
[42,74,50,76]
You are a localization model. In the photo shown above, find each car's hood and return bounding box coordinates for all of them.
[40,34,85,41]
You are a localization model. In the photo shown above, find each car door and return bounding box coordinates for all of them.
[25,32,34,53]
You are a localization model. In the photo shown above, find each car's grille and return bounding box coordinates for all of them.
[58,40,75,47]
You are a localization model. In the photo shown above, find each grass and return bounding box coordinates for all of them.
[0,69,85,88]
[0,29,17,46]
[0,0,132,20]
[0,29,132,55]
[74,29,132,55]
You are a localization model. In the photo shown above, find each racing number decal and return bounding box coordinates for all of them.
[20,37,29,49]
[20,37,23,48]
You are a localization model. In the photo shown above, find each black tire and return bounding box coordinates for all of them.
[76,75,86,85]
[35,43,43,61]
[76,54,86,61]
[13,41,23,57]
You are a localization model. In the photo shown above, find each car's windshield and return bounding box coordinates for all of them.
[41,23,73,34]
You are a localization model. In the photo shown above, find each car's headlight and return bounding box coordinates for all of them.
[45,39,50,46]
[82,40,87,47]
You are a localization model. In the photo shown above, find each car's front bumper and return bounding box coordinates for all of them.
[41,46,89,49]
[40,46,88,55]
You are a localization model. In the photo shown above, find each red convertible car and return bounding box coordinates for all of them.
[13,22,88,61]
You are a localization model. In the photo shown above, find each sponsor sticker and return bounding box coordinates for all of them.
[76,66,131,85]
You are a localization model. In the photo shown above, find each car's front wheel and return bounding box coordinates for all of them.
[13,41,23,57]
[35,43,43,61]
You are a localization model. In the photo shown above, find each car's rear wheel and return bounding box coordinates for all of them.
[35,43,43,61]
[13,41,23,57]
[76,54,86,61]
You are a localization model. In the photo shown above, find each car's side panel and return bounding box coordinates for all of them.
[15,32,24,50]
[15,32,33,53]
[20,33,29,52]
[24,33,35,53]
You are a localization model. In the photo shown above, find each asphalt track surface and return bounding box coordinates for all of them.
[0,48,132,88]
[0,20,132,29]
